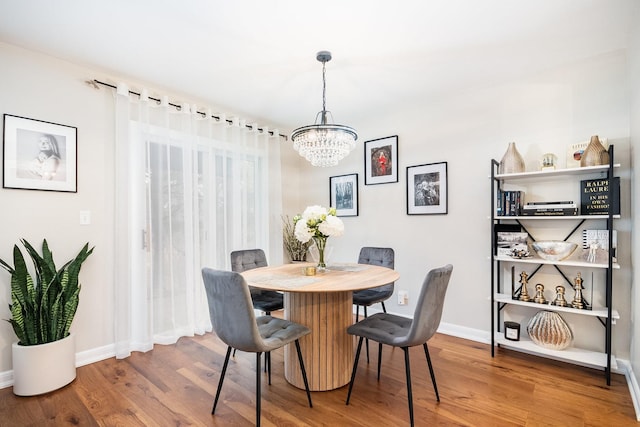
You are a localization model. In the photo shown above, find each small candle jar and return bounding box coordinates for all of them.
[304,266,317,276]
[504,321,521,341]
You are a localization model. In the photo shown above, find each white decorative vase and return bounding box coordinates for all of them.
[498,142,526,174]
[12,333,76,396]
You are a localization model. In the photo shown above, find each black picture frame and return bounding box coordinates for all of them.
[330,173,358,217]
[406,161,448,215]
[3,114,77,193]
[364,135,398,185]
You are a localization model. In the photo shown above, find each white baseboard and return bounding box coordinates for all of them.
[437,321,491,344]
[76,343,116,367]
[617,359,640,421]
[0,370,12,390]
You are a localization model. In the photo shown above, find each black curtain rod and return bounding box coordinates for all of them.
[89,79,287,140]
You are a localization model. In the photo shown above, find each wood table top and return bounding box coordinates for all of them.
[240,262,399,293]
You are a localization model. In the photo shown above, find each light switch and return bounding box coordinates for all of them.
[79,210,91,225]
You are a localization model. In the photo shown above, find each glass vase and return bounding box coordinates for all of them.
[498,142,525,174]
[580,135,609,167]
[309,236,331,269]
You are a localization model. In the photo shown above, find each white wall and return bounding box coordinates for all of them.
[0,42,116,373]
[289,51,633,360]
[628,0,640,409]
[0,39,635,387]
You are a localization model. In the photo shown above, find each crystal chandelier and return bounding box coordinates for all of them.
[291,51,357,167]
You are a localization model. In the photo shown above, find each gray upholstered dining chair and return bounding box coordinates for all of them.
[346,264,453,427]
[202,268,312,426]
[352,246,395,362]
[230,249,284,366]
[230,249,284,314]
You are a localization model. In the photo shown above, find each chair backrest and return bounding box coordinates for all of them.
[230,249,268,273]
[358,247,395,293]
[405,264,453,347]
[358,247,394,269]
[201,268,264,352]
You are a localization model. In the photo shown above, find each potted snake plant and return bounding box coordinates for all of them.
[0,239,93,396]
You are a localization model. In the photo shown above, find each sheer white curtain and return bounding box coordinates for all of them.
[113,84,283,358]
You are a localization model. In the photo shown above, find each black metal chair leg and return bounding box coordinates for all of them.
[213,346,232,414]
[264,312,271,372]
[355,305,360,322]
[346,337,364,405]
[364,306,370,364]
[267,351,272,385]
[294,339,313,408]
[256,352,262,427]
[377,342,383,381]
[423,343,440,401]
[381,301,387,313]
[403,347,414,427]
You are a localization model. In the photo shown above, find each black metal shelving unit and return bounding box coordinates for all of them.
[490,146,617,385]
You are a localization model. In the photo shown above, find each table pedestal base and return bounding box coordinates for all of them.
[284,291,353,391]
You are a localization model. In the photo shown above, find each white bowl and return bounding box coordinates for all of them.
[531,241,578,261]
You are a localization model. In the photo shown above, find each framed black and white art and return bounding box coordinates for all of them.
[364,135,398,185]
[406,161,448,215]
[330,173,358,217]
[3,114,77,192]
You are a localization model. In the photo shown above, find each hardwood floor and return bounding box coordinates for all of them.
[0,332,635,426]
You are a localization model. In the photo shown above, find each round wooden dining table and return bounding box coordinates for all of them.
[241,262,400,391]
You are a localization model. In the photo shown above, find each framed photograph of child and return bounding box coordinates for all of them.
[3,114,77,192]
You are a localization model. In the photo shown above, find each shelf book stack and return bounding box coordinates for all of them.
[496,190,524,216]
[520,201,578,216]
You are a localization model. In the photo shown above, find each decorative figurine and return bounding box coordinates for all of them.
[571,272,585,309]
[551,285,568,307]
[518,271,531,302]
[587,243,598,263]
[533,283,547,304]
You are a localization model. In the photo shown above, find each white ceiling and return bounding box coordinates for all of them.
[0,1,634,133]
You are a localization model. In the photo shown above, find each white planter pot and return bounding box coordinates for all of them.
[12,333,76,396]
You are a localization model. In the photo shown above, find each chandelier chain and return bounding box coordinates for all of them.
[322,61,327,114]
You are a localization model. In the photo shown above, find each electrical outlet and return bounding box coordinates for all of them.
[398,290,408,305]
[79,210,91,225]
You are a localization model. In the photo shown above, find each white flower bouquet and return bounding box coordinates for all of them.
[294,205,344,268]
